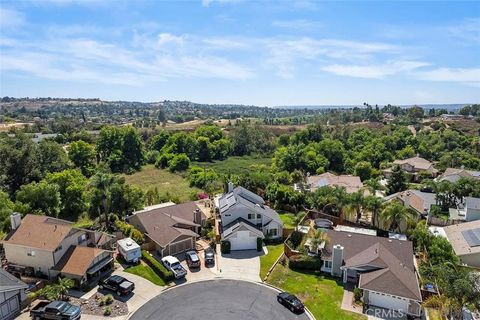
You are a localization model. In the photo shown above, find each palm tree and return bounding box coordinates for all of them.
[90,171,116,228]
[363,195,384,228]
[346,191,364,223]
[380,200,413,232]
[308,229,327,255]
[332,187,349,222]
[363,177,384,196]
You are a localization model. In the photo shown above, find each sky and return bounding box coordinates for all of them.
[0,0,479,106]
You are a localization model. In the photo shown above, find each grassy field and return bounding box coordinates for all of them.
[278,211,297,229]
[267,264,366,320]
[124,264,166,286]
[260,244,284,280]
[191,155,272,175]
[123,165,201,203]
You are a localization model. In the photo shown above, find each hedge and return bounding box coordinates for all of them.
[141,250,174,282]
[288,255,322,270]
[256,237,263,252]
[221,240,231,254]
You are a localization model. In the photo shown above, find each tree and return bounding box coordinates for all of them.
[149,130,170,151]
[0,191,14,236]
[45,169,89,220]
[32,277,74,301]
[15,181,61,217]
[347,191,365,223]
[196,137,213,162]
[354,161,373,181]
[381,199,413,232]
[386,165,407,195]
[363,195,384,228]
[38,140,71,175]
[68,140,96,176]
[168,153,190,172]
[90,171,116,226]
[109,180,144,216]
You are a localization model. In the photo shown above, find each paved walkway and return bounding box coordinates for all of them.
[341,284,364,315]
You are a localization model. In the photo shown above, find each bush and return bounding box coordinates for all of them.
[221,240,231,254]
[353,288,362,302]
[257,237,263,252]
[105,294,114,305]
[141,250,174,282]
[288,255,322,270]
[104,306,112,316]
[168,153,190,172]
[289,231,304,249]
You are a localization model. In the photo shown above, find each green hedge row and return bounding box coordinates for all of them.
[221,241,230,254]
[141,250,174,282]
[256,237,263,252]
[289,255,322,270]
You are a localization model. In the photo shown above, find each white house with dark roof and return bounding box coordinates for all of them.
[320,229,422,317]
[218,184,283,250]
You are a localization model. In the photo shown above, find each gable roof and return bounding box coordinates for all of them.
[53,245,108,277]
[3,214,73,251]
[219,186,283,226]
[393,156,434,171]
[222,218,264,239]
[384,190,436,214]
[130,206,200,248]
[307,173,363,193]
[322,229,421,301]
[440,168,480,182]
[0,269,28,293]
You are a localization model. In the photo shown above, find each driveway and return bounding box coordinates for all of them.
[217,249,261,282]
[129,279,310,320]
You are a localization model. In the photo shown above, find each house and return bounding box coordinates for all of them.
[443,220,480,268]
[384,189,436,217]
[449,197,480,222]
[0,269,28,320]
[438,167,480,183]
[320,229,422,317]
[218,184,283,250]
[295,172,364,194]
[2,213,115,285]
[128,201,206,257]
[383,156,438,181]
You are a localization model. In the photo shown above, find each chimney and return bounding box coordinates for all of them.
[10,212,22,230]
[194,208,201,224]
[331,244,344,278]
[227,182,234,193]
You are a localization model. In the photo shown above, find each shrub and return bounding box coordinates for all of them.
[288,255,321,270]
[104,306,112,316]
[257,237,263,252]
[141,250,174,282]
[289,231,304,249]
[353,288,362,302]
[220,240,231,254]
[105,294,114,305]
[168,153,190,172]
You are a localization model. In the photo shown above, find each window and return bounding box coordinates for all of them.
[256,214,261,219]
[247,213,254,220]
[78,234,87,243]
[324,260,332,269]
[27,250,35,257]
[269,229,278,236]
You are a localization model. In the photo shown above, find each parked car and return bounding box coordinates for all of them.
[277,292,305,313]
[99,275,135,296]
[204,247,215,266]
[185,250,201,268]
[161,255,187,279]
[30,300,81,320]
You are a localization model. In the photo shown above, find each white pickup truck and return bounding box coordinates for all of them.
[161,255,187,279]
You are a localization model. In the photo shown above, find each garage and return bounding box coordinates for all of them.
[167,238,194,256]
[229,230,258,251]
[368,291,409,314]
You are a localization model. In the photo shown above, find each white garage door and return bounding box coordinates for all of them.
[229,231,258,251]
[369,291,409,314]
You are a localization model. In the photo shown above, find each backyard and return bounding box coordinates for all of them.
[278,211,300,229]
[124,263,166,287]
[267,264,366,320]
[123,164,201,202]
[192,155,272,175]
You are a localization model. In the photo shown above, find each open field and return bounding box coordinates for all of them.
[267,264,366,320]
[123,165,201,203]
[192,155,272,175]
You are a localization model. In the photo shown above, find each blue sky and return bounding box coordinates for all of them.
[0,0,479,106]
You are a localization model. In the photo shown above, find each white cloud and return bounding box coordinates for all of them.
[201,0,243,8]
[157,33,186,47]
[271,19,322,30]
[0,8,25,29]
[322,61,429,79]
[447,18,480,44]
[416,67,480,87]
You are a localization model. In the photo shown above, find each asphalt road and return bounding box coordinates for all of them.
[129,279,310,320]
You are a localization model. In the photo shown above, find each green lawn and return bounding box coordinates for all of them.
[267,264,366,320]
[260,244,284,280]
[192,155,272,175]
[123,164,201,202]
[124,264,166,286]
[278,211,297,229]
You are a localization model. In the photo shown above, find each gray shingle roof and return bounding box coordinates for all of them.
[0,269,28,293]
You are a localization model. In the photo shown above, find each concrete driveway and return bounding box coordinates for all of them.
[217,249,261,282]
[129,279,310,320]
